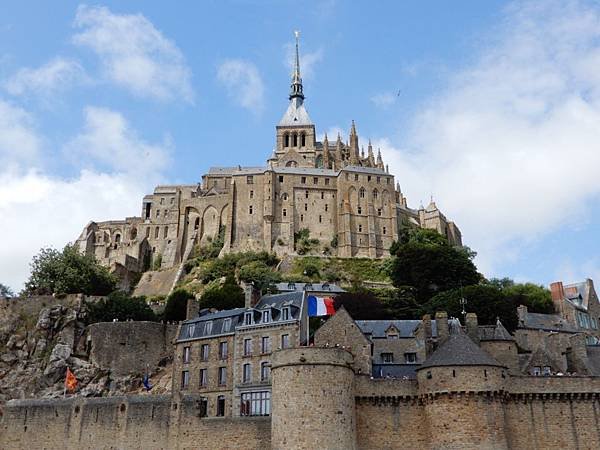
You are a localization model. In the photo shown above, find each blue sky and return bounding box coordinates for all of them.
[2,0,600,291]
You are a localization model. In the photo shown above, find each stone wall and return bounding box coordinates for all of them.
[88,322,177,376]
[0,395,271,450]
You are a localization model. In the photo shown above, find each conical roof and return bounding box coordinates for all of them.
[418,330,503,370]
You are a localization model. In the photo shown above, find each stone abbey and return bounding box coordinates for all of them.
[75,35,461,278]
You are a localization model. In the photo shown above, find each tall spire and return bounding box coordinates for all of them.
[290,31,304,100]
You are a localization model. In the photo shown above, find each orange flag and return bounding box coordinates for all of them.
[65,367,78,393]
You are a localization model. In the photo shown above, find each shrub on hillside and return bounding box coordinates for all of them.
[86,291,156,324]
[163,289,193,322]
[199,276,245,310]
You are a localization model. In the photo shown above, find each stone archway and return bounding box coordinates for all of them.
[200,205,219,245]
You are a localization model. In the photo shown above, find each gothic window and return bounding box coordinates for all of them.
[115,233,121,244]
[145,228,150,238]
[301,133,306,147]
[163,227,168,238]
[155,227,159,239]
[315,155,323,168]
[293,133,298,147]
[373,189,378,199]
[284,134,289,147]
[194,217,200,230]
[130,228,137,240]
[359,188,365,198]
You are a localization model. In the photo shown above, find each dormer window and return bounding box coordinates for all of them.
[244,312,253,326]
[322,282,330,290]
[222,318,231,333]
[262,310,271,323]
[204,321,213,335]
[187,324,196,338]
[281,307,290,321]
[287,282,296,290]
[304,283,313,291]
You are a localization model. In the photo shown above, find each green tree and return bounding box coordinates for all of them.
[486,278,554,314]
[333,288,389,320]
[238,261,281,293]
[163,288,193,322]
[375,287,421,319]
[422,284,518,331]
[86,291,156,324]
[199,276,245,310]
[23,245,117,296]
[0,283,15,298]
[389,229,481,303]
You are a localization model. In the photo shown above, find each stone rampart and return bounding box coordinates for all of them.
[88,322,178,375]
[0,395,271,450]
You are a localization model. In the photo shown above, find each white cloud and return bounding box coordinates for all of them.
[0,105,170,292]
[371,92,397,108]
[0,99,41,169]
[217,59,265,114]
[65,106,171,177]
[4,57,88,96]
[380,0,600,276]
[72,5,193,102]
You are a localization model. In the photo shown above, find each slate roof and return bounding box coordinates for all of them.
[478,319,514,341]
[373,364,418,379]
[340,165,387,175]
[355,320,439,339]
[271,166,338,176]
[207,166,265,176]
[520,312,578,333]
[418,331,503,369]
[278,97,313,126]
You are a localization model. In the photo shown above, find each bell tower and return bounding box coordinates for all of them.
[274,31,316,167]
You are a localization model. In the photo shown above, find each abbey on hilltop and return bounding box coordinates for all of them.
[76,34,461,276]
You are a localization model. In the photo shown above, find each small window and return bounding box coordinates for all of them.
[404,353,417,364]
[281,334,290,349]
[373,190,378,199]
[198,397,208,417]
[377,208,382,216]
[249,190,254,199]
[358,224,363,233]
[261,362,270,382]
[283,208,287,217]
[542,366,552,376]
[354,174,359,181]
[305,190,309,199]
[387,178,390,184]
[321,191,324,199]
[261,336,271,354]
[170,197,174,204]
[222,318,231,333]
[282,193,288,201]
[181,370,189,389]
[249,205,253,214]
[163,226,168,239]
[359,188,365,198]
[427,371,432,379]
[357,206,362,215]
[219,341,228,359]
[281,307,290,321]
[279,175,284,182]
[216,396,226,417]
[183,346,191,364]
[155,227,159,239]
[325,178,330,186]
[532,366,541,376]
[243,363,252,383]
[156,209,160,218]
[381,352,394,363]
[313,177,318,185]
[383,227,387,235]
[218,367,227,386]
[247,176,254,184]
[300,214,304,222]
[262,310,271,323]
[160,197,165,205]
[199,368,207,387]
[377,176,381,184]
[244,312,253,325]
[304,203,308,211]
[325,204,328,212]
[301,177,306,184]
[368,176,372,182]
[319,215,322,223]
[201,344,210,361]
[244,338,252,356]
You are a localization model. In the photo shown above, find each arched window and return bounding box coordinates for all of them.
[293,133,298,147]
[163,226,168,238]
[286,161,297,167]
[281,193,288,201]
[301,133,306,147]
[359,188,365,199]
[373,189,378,199]
[194,217,200,230]
[130,228,137,240]
[315,155,323,168]
[155,227,159,239]
[284,133,289,147]
[114,233,121,244]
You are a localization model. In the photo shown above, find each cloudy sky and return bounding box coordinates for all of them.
[2,0,600,291]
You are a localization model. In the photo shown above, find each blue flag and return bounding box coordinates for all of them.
[143,373,153,391]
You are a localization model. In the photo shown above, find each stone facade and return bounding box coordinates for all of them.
[74,38,461,280]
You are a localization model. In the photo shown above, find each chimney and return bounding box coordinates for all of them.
[550,281,565,316]
[517,305,528,326]
[422,314,434,356]
[465,313,479,344]
[435,311,449,345]
[242,281,260,309]
[186,297,199,320]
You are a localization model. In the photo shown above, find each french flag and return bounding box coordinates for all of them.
[307,295,336,317]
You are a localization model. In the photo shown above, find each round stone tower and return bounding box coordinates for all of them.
[270,347,356,450]
[417,329,508,450]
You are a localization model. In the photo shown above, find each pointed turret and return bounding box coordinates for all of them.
[367,141,375,166]
[323,133,330,169]
[377,148,384,169]
[349,120,359,165]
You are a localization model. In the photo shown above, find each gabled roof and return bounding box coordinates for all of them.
[520,312,578,333]
[278,97,313,126]
[356,320,438,338]
[479,319,514,341]
[418,331,503,369]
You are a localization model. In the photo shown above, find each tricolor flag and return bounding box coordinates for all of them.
[65,367,78,393]
[307,295,335,317]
